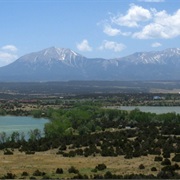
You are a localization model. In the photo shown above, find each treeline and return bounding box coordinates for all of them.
[31,105,180,138]
[1,105,180,151]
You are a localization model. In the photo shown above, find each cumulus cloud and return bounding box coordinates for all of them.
[0,52,18,67]
[101,4,180,40]
[103,25,131,36]
[2,45,18,52]
[112,4,152,27]
[103,25,120,36]
[151,42,162,47]
[0,45,18,67]
[99,40,126,52]
[76,39,92,52]
[133,9,180,39]
[138,0,165,2]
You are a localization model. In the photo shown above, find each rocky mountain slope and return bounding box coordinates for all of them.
[0,47,179,81]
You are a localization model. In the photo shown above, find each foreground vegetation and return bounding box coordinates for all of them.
[1,87,180,178]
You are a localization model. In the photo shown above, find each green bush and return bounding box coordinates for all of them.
[172,154,180,162]
[95,163,107,171]
[21,171,29,176]
[154,156,163,161]
[56,168,63,174]
[33,169,46,176]
[161,158,171,166]
[104,171,113,179]
[3,173,16,179]
[68,166,79,174]
[161,165,175,172]
[139,164,145,169]
[151,167,157,171]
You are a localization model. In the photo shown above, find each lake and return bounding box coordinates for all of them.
[0,116,49,137]
[107,106,180,114]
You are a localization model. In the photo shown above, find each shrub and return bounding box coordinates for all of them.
[161,165,175,172]
[68,166,79,174]
[173,163,180,170]
[139,164,145,169]
[33,169,46,176]
[3,173,16,179]
[21,171,29,176]
[56,168,63,174]
[75,149,83,156]
[172,154,180,162]
[163,151,170,158]
[68,150,76,157]
[72,173,88,179]
[104,171,113,179]
[154,156,163,161]
[95,163,107,171]
[161,158,171,166]
[151,167,157,171]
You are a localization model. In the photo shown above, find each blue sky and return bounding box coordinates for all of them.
[0,0,179,67]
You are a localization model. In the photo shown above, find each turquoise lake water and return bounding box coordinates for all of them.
[0,116,49,136]
[108,106,180,114]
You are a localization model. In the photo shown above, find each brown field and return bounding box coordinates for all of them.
[0,149,173,179]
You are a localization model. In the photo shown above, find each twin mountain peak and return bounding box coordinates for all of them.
[0,47,180,81]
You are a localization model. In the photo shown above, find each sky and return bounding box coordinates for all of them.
[0,0,180,67]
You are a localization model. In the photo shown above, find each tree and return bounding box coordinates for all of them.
[28,129,41,141]
[44,116,71,138]
[10,131,20,142]
[0,132,7,143]
[78,125,90,136]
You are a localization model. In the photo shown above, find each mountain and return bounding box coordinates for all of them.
[0,47,180,81]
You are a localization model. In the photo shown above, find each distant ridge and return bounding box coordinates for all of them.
[0,47,180,81]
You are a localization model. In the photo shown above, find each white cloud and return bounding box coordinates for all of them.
[76,39,92,52]
[99,40,126,52]
[0,45,18,67]
[103,25,131,36]
[151,42,162,47]
[0,51,18,67]
[112,4,152,27]
[101,4,180,44]
[138,0,165,2]
[133,9,180,39]
[103,25,120,36]
[2,45,18,52]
